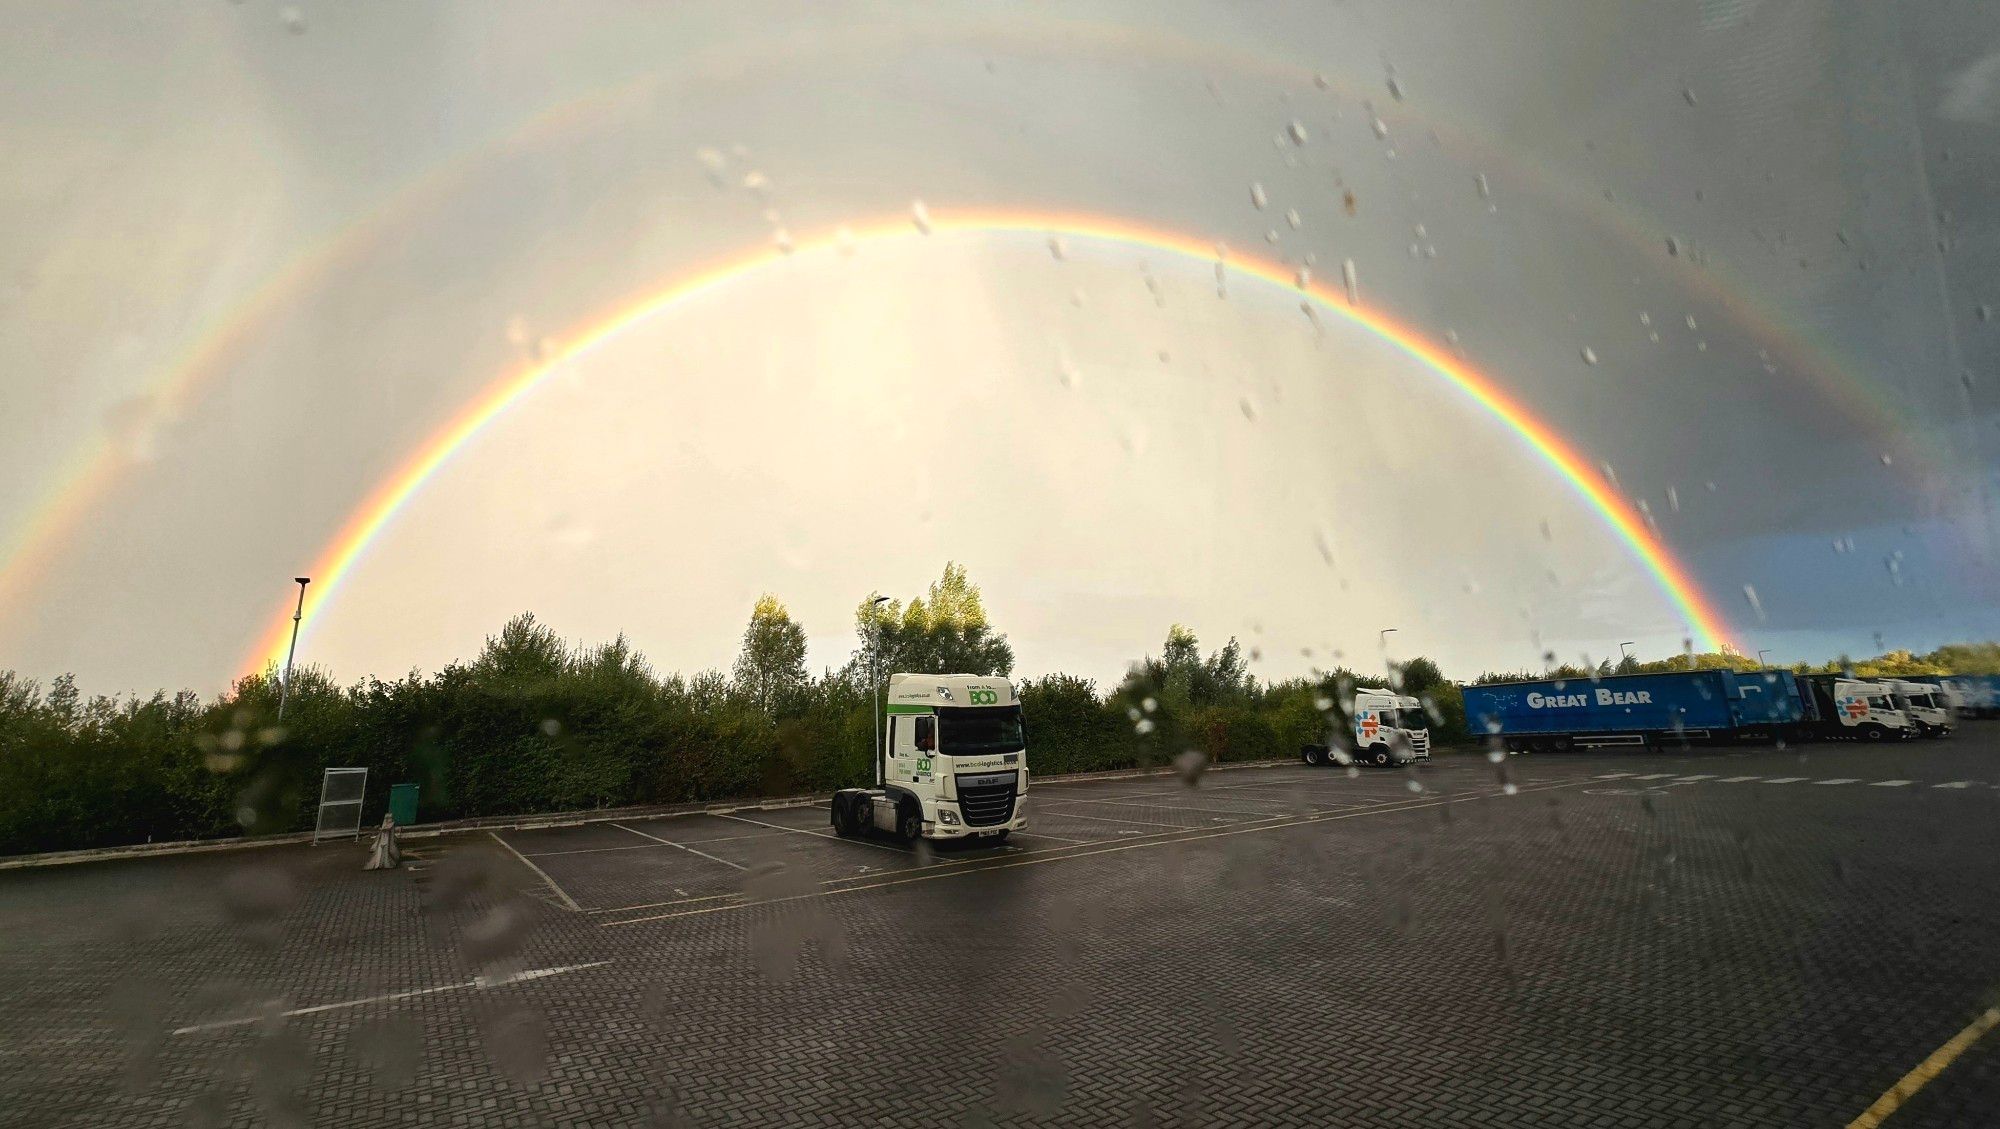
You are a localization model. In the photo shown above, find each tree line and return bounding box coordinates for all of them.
[3,561,1994,856]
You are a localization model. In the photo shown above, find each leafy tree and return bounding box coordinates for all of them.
[854,562,1014,679]
[732,595,808,717]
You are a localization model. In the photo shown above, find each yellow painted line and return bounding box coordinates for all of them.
[1846,1007,2000,1128]
[603,777,1585,928]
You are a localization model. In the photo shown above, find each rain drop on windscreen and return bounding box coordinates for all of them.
[1742,584,1767,622]
[1341,258,1359,306]
[1581,346,1600,366]
[1250,182,1268,210]
[1288,120,1309,145]
[910,199,932,234]
[1371,116,1389,140]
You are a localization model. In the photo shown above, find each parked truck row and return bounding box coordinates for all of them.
[1461,667,1983,752]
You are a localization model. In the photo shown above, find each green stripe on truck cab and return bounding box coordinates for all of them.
[885,704,934,714]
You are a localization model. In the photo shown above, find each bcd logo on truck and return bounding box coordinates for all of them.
[968,688,999,705]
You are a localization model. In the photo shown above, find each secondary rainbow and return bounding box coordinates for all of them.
[5,18,1946,635]
[241,207,1734,675]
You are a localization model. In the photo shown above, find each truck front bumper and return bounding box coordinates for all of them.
[925,797,1028,840]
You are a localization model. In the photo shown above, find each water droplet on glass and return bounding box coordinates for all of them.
[1386,73,1404,101]
[1135,718,1156,736]
[1239,397,1258,421]
[1685,314,1698,330]
[1978,304,1992,323]
[1878,452,1893,467]
[1742,584,1766,621]
[1314,527,1336,565]
[1249,182,1268,210]
[1371,117,1389,140]
[910,199,932,234]
[1313,72,1330,90]
[1681,85,1698,106]
[1581,346,1600,366]
[1638,311,1652,327]
[1157,349,1170,364]
[1047,236,1066,261]
[281,6,306,33]
[772,228,794,255]
[741,170,770,193]
[1294,266,1311,290]
[1214,261,1227,298]
[1475,172,1492,200]
[1288,120,1309,145]
[1665,236,1681,258]
[1341,258,1359,306]
[1265,229,1280,244]
[1286,208,1302,230]
[1667,486,1680,513]
[836,226,857,256]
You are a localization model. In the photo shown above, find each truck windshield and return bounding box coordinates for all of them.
[1865,695,1894,710]
[937,705,1026,756]
[1392,709,1428,731]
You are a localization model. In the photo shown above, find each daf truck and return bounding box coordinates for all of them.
[831,673,1029,843]
[1301,687,1430,767]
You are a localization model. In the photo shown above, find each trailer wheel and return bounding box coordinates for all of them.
[1302,745,1324,767]
[1369,747,1390,767]
[896,802,924,842]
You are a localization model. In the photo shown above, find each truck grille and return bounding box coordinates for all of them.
[954,772,1018,827]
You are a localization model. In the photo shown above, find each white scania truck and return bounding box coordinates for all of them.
[1300,687,1431,767]
[832,673,1029,843]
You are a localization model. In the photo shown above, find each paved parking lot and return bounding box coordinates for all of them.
[3,736,1998,1126]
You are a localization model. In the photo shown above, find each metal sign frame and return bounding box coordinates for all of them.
[312,767,369,845]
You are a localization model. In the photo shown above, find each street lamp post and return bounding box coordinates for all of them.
[277,577,310,722]
[1757,649,1771,668]
[1620,641,1635,663]
[869,594,890,788]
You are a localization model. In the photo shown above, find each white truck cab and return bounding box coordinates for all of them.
[1878,678,1952,738]
[832,673,1029,843]
[1301,687,1431,767]
[1803,675,1915,741]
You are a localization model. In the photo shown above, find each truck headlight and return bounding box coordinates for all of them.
[938,810,961,826]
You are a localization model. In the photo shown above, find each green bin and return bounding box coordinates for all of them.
[387,783,420,827]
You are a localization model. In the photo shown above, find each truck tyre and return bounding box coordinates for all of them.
[1302,745,1324,766]
[896,802,924,843]
[992,831,1011,844]
[834,794,866,838]
[1862,724,1888,742]
[1369,747,1390,767]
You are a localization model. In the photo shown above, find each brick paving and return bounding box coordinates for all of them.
[2,737,1997,1126]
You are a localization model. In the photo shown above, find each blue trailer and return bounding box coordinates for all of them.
[1461,669,1806,751]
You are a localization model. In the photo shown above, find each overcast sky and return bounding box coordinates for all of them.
[3,0,1997,695]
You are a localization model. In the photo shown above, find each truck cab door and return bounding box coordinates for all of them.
[889,712,933,786]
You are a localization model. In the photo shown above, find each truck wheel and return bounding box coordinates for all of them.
[834,795,865,838]
[1370,747,1390,767]
[992,831,1011,844]
[896,803,924,842]
[1862,725,1888,742]
[1302,745,1324,766]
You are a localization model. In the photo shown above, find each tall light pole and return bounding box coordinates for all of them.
[869,594,890,787]
[1379,627,1397,649]
[277,577,310,721]
[1757,649,1771,669]
[1620,641,1636,663]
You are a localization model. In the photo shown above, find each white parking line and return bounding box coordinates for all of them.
[1717,776,1763,783]
[1038,805,1200,830]
[1594,773,1637,779]
[1632,773,1677,780]
[1816,778,1861,785]
[1050,796,1272,818]
[1870,780,1914,787]
[525,831,785,858]
[611,823,747,871]
[712,812,913,856]
[1934,781,1978,789]
[170,962,611,1036]
[1762,777,1807,784]
[1674,774,1717,781]
[1010,830,1090,845]
[488,831,582,912]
